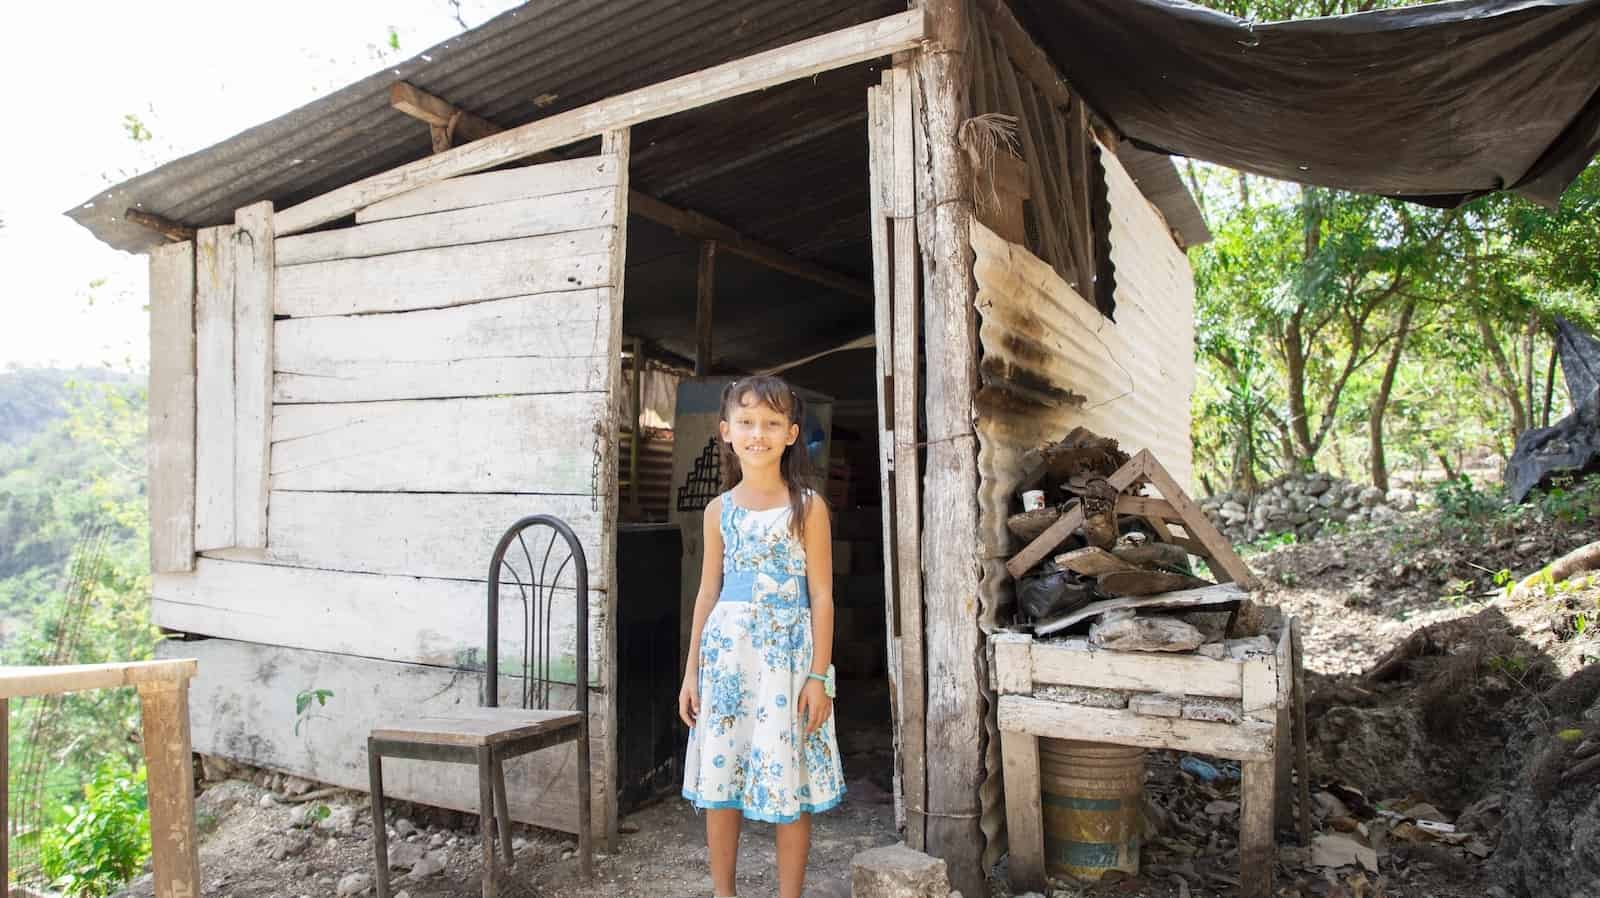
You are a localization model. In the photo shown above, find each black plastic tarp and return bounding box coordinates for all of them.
[1013,0,1600,208]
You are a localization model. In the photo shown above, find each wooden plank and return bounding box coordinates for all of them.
[273,291,611,403]
[233,202,275,549]
[159,637,610,839]
[1291,618,1312,846]
[695,241,716,375]
[1241,656,1278,721]
[888,60,928,852]
[1095,569,1211,597]
[1054,546,1136,577]
[0,659,196,701]
[149,241,197,573]
[275,10,929,235]
[357,156,621,223]
[866,74,907,832]
[270,394,605,493]
[1030,638,1243,698]
[1240,759,1277,898]
[1116,495,1181,521]
[597,127,629,852]
[194,225,238,552]
[997,696,1274,761]
[991,633,1033,695]
[1139,451,1257,588]
[977,0,1074,110]
[274,229,613,318]
[203,490,608,588]
[152,557,606,685]
[279,188,616,265]
[1005,456,1142,578]
[137,679,201,898]
[1034,583,1246,635]
[1274,622,1295,828]
[999,730,1046,892]
[124,208,196,243]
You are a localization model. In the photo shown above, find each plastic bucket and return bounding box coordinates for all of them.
[1039,739,1145,880]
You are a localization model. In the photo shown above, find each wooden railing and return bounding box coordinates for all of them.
[1,659,200,898]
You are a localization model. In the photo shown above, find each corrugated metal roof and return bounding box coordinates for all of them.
[1116,142,1212,248]
[66,0,903,254]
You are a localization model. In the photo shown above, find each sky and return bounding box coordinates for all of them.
[0,0,521,373]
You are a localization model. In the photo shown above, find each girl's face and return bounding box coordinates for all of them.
[721,393,799,471]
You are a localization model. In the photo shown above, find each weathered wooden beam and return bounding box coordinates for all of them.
[629,194,872,300]
[390,84,872,301]
[695,242,716,376]
[279,9,927,234]
[390,82,501,144]
[979,0,1074,111]
[0,659,197,701]
[125,208,196,243]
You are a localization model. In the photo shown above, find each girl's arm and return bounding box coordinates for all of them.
[799,495,835,734]
[679,496,725,726]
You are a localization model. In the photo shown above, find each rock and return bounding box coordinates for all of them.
[259,793,277,808]
[395,892,411,898]
[388,841,427,870]
[1310,833,1378,873]
[393,818,416,838]
[1091,612,1204,653]
[315,806,359,836]
[335,873,372,897]
[287,804,313,828]
[1204,800,1240,816]
[1307,478,1331,496]
[1035,684,1128,709]
[1318,491,1340,508]
[1182,698,1241,724]
[1386,488,1417,511]
[1129,693,1183,718]
[1221,500,1246,516]
[268,832,312,861]
[618,820,641,834]
[282,776,315,796]
[1197,642,1227,660]
[1370,505,1398,524]
[1313,791,1351,820]
[851,844,951,898]
[428,832,447,849]
[408,855,446,879]
[1403,801,1449,822]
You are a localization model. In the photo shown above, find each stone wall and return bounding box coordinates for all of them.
[1199,471,1418,544]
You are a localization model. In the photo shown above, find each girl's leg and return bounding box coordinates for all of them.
[706,808,742,897]
[775,813,812,898]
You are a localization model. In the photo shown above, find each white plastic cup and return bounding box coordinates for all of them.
[1022,490,1046,512]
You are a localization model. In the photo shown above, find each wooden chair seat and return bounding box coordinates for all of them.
[371,708,582,748]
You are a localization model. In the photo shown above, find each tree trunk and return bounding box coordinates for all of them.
[1284,312,1314,465]
[1523,314,1537,428]
[1542,335,1559,427]
[1474,308,1528,438]
[1369,298,1418,491]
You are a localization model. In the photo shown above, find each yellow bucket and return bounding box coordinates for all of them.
[1039,739,1145,880]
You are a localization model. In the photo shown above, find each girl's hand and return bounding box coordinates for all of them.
[797,679,832,735]
[678,674,700,728]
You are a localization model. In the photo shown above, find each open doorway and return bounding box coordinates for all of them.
[607,59,897,816]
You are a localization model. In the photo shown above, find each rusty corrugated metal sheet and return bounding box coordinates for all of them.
[66,0,902,254]
[970,140,1197,863]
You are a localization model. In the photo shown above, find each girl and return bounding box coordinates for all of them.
[679,375,845,898]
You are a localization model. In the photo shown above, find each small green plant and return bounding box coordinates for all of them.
[38,760,152,898]
[1441,577,1474,606]
[1432,474,1501,521]
[295,687,335,737]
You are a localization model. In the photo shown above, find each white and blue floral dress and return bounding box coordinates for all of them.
[682,493,846,823]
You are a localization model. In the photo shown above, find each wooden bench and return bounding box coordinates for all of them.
[0,659,200,898]
[993,623,1302,898]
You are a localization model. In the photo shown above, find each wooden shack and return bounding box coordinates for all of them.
[69,2,1208,892]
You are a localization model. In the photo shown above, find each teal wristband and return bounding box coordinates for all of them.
[806,665,836,699]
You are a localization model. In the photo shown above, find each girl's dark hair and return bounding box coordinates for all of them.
[719,375,821,538]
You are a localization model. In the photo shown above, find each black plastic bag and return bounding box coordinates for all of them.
[1017,562,1095,621]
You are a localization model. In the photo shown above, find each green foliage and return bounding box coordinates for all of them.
[294,688,335,736]
[120,114,152,144]
[37,760,152,898]
[387,25,401,50]
[1432,474,1503,522]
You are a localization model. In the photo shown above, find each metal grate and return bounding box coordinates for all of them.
[676,436,723,512]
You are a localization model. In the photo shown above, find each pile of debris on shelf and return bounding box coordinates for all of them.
[1004,428,1258,646]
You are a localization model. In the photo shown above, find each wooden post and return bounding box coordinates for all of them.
[1291,619,1313,846]
[148,242,197,574]
[695,242,716,376]
[992,634,1045,891]
[2,697,8,898]
[599,127,630,854]
[136,680,201,898]
[1239,653,1279,898]
[911,0,985,892]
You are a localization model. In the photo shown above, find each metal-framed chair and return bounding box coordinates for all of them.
[368,515,593,898]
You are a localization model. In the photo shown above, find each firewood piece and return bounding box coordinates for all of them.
[1097,569,1212,597]
[1113,543,1191,570]
[1033,584,1246,636]
[1006,456,1143,578]
[1055,547,1137,577]
[1511,538,1600,602]
[1007,506,1063,541]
